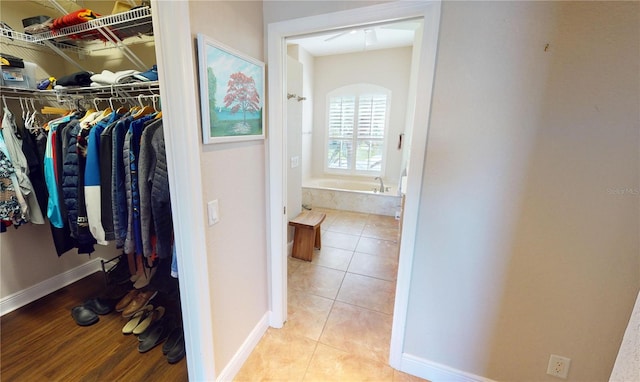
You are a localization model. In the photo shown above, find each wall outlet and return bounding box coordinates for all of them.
[547,354,571,379]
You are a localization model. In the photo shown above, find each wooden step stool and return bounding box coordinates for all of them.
[289,211,326,261]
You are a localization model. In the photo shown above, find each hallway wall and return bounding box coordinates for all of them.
[405,1,640,381]
[189,1,268,372]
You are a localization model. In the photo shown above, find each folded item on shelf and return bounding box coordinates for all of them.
[55,70,93,87]
[91,69,141,85]
[22,15,50,28]
[24,18,53,35]
[51,8,108,41]
[52,9,100,30]
[132,65,157,82]
[37,77,56,90]
[1,53,24,68]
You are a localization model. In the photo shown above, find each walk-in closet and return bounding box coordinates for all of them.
[0,1,187,379]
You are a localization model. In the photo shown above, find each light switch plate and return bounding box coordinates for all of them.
[207,200,220,226]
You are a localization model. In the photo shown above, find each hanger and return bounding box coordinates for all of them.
[132,94,154,119]
[19,98,27,121]
[41,106,71,115]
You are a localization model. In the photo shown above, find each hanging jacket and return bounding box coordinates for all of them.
[129,114,155,255]
[76,125,96,254]
[22,127,49,215]
[61,120,81,238]
[44,116,72,228]
[43,116,77,255]
[99,116,121,241]
[150,126,173,259]
[85,110,120,245]
[138,118,162,257]
[123,129,134,255]
[111,117,131,248]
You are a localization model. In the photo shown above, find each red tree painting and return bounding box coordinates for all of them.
[223,72,260,131]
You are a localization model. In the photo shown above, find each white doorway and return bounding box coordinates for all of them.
[266,1,442,370]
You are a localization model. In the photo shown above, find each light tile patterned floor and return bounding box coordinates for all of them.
[234,208,428,382]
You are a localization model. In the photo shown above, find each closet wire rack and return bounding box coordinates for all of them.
[0,7,153,70]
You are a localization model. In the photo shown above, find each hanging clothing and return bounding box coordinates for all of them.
[123,113,155,255]
[111,116,130,248]
[85,110,121,245]
[1,108,44,224]
[21,126,49,215]
[138,118,162,257]
[150,125,173,259]
[44,116,71,228]
[76,119,96,254]
[0,149,23,224]
[99,113,123,242]
[129,114,155,255]
[61,119,81,238]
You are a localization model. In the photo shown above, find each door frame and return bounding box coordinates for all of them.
[152,2,215,380]
[266,0,442,369]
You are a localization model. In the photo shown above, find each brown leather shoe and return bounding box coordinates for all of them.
[115,290,139,312]
[122,290,158,318]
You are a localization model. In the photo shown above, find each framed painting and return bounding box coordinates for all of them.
[197,33,265,144]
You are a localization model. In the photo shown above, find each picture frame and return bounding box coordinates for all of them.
[196,33,265,144]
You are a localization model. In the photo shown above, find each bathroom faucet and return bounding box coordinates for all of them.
[375,177,385,193]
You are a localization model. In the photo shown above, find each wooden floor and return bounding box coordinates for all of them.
[0,272,188,381]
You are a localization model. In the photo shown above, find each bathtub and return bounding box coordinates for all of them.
[301,177,402,216]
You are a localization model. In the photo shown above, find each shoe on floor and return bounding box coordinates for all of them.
[83,297,113,315]
[71,306,99,326]
[138,315,175,353]
[115,289,139,312]
[133,306,165,335]
[166,330,185,364]
[122,290,157,318]
[162,326,182,354]
[122,305,153,334]
[133,267,156,289]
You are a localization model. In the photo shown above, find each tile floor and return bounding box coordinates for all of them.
[234,208,427,382]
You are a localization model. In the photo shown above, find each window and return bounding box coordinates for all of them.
[326,85,391,175]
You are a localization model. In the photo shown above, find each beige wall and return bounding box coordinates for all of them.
[405,1,639,381]
[188,1,269,371]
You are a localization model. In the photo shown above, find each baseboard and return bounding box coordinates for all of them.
[0,257,105,316]
[216,312,270,382]
[399,353,497,382]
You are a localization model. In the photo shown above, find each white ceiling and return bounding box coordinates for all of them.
[287,19,421,57]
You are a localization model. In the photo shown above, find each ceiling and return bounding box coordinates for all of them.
[287,19,421,57]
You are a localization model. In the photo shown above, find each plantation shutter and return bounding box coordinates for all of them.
[357,94,387,139]
[325,88,389,174]
[328,96,355,138]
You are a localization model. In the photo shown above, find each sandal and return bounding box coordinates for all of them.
[133,306,165,335]
[122,305,153,334]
